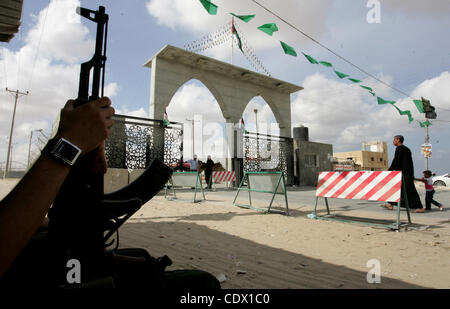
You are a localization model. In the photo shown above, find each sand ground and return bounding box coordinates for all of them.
[1,178,449,288]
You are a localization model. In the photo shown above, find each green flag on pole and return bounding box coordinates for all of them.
[348,78,362,83]
[199,0,218,15]
[280,41,297,56]
[163,107,170,126]
[413,99,425,113]
[302,52,318,64]
[230,13,255,22]
[231,21,243,53]
[419,120,432,127]
[257,23,279,36]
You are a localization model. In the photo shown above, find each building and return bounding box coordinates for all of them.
[333,141,388,171]
[294,126,333,186]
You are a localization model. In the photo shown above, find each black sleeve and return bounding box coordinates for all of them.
[389,147,401,171]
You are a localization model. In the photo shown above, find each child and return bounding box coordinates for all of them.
[416,170,444,211]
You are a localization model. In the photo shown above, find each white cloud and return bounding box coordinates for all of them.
[291,73,420,152]
[242,97,279,135]
[115,106,148,118]
[0,0,118,170]
[104,82,119,98]
[146,0,331,58]
[410,71,450,110]
[166,81,225,123]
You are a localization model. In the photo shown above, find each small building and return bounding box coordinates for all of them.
[294,126,333,186]
[333,141,388,171]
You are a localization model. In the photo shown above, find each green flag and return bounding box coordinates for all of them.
[377,97,396,105]
[413,99,425,113]
[280,41,297,56]
[334,70,349,79]
[232,22,243,53]
[163,107,170,126]
[302,52,318,64]
[319,61,333,68]
[348,78,362,83]
[360,85,373,92]
[392,104,414,123]
[419,120,432,127]
[230,13,255,22]
[257,23,278,36]
[199,0,218,15]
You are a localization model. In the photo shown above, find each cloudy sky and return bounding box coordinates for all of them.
[1,0,449,175]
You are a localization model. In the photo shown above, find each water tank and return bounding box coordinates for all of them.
[293,126,309,141]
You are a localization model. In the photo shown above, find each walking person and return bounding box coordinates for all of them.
[205,155,214,189]
[416,170,444,211]
[381,135,425,213]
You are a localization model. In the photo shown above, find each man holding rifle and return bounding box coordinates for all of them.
[0,97,114,277]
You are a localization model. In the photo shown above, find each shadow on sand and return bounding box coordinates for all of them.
[119,220,425,289]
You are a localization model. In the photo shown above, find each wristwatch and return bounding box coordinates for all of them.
[42,138,82,166]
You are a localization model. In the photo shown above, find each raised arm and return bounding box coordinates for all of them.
[0,97,114,276]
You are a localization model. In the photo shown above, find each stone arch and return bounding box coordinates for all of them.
[144,45,302,136]
[164,74,229,122]
[242,95,280,135]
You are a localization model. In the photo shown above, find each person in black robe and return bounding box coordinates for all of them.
[205,155,214,189]
[382,135,425,212]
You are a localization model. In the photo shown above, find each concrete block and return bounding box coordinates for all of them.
[129,169,146,184]
[104,168,129,193]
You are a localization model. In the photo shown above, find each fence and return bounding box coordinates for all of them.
[309,171,412,229]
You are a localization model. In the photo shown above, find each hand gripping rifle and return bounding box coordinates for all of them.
[48,6,173,284]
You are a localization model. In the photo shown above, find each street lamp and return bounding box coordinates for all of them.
[254,109,260,170]
[253,109,258,133]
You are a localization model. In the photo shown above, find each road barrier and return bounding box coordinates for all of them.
[309,171,412,229]
[165,171,205,203]
[207,171,236,189]
[233,171,288,215]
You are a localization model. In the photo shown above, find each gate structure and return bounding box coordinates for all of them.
[144,45,302,185]
[243,132,294,186]
[105,114,183,169]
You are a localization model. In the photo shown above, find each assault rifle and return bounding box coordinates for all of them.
[48,6,173,284]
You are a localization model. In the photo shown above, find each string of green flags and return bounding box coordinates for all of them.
[198,0,431,127]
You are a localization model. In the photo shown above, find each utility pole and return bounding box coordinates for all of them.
[4,88,29,179]
[421,97,436,171]
[425,115,430,170]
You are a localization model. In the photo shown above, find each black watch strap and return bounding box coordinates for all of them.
[42,138,82,166]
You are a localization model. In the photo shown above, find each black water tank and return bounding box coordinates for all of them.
[293,126,309,141]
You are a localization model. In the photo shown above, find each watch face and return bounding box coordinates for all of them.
[52,139,82,165]
[55,142,79,161]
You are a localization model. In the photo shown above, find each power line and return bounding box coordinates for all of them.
[28,0,51,92]
[249,0,417,100]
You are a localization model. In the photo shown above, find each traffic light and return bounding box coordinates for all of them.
[421,97,437,119]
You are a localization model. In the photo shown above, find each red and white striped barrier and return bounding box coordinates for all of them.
[212,171,236,183]
[316,171,402,203]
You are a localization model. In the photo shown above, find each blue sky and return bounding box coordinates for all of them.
[1,0,449,176]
